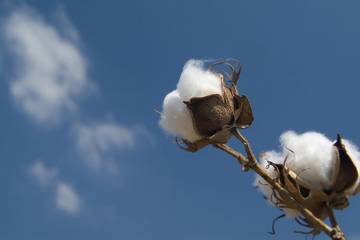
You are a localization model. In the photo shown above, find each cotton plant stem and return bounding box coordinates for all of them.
[326,204,344,239]
[213,141,345,240]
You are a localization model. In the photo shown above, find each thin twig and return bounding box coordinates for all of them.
[268,214,286,235]
[326,204,344,239]
[213,143,247,167]
[213,133,346,240]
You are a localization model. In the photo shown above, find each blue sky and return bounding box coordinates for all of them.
[1,0,360,239]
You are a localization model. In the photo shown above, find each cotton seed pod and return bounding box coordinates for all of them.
[256,131,360,234]
[184,80,254,137]
[285,134,360,210]
[181,75,253,151]
[184,74,253,136]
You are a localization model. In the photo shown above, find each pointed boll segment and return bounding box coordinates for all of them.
[233,95,254,128]
[331,134,359,194]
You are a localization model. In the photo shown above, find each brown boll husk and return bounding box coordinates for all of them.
[184,94,233,137]
[177,60,254,152]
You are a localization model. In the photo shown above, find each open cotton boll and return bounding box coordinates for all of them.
[342,139,360,195]
[280,131,337,191]
[159,90,201,142]
[176,59,223,101]
[254,151,300,218]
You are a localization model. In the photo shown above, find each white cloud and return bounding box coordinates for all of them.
[56,181,80,214]
[74,121,136,172]
[29,161,81,215]
[29,160,57,187]
[3,7,93,125]
[54,6,80,42]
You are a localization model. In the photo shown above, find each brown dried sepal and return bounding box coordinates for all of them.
[184,94,233,137]
[267,160,330,232]
[331,134,359,194]
[320,134,359,210]
[233,95,254,128]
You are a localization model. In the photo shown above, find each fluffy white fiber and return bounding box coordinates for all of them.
[159,90,200,142]
[159,59,223,142]
[280,131,337,191]
[177,60,222,101]
[254,130,360,217]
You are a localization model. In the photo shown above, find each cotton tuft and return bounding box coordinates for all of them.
[280,131,338,191]
[254,130,360,217]
[177,60,222,101]
[159,90,200,142]
[159,59,223,142]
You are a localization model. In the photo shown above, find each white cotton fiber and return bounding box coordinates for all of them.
[176,59,223,101]
[159,59,225,142]
[254,151,301,218]
[159,90,201,142]
[255,131,360,216]
[280,131,338,191]
[342,139,360,195]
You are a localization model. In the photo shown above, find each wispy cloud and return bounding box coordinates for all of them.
[29,160,57,187]
[56,181,81,214]
[29,161,81,215]
[3,7,93,125]
[73,121,136,172]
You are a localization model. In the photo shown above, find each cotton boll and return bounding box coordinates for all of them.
[159,90,201,142]
[254,151,300,218]
[280,131,337,191]
[177,59,223,101]
[342,139,360,195]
